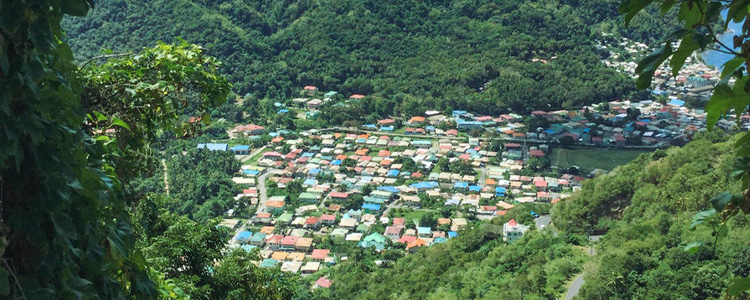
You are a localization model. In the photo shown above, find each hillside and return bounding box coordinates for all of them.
[62,0,677,115]
[305,131,750,299]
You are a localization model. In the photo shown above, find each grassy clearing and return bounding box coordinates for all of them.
[552,148,649,172]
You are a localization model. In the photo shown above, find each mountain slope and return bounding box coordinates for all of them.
[63,0,677,114]
[307,131,750,299]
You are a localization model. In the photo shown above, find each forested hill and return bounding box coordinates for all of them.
[306,131,750,299]
[64,0,675,113]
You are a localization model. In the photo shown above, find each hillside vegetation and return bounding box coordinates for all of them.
[63,0,677,115]
[307,132,750,299]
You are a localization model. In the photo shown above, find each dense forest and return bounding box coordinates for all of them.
[63,0,677,116]
[305,132,750,299]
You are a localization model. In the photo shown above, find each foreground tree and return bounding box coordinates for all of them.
[621,0,750,296]
[0,1,232,298]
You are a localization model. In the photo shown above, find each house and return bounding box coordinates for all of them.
[362,203,382,214]
[408,116,426,126]
[310,249,330,261]
[503,219,530,243]
[197,143,228,151]
[301,261,320,274]
[267,235,283,250]
[328,192,349,202]
[262,151,284,161]
[234,231,252,243]
[456,119,484,130]
[248,233,267,247]
[295,237,313,252]
[417,227,432,238]
[231,145,251,155]
[281,236,299,251]
[384,226,403,240]
[304,217,321,229]
[234,124,265,135]
[252,213,273,225]
[321,214,336,225]
[265,200,285,214]
[313,277,332,289]
[406,238,427,253]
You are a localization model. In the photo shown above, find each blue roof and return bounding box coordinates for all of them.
[380,126,394,131]
[454,182,469,189]
[303,178,317,186]
[277,109,289,114]
[418,227,431,234]
[232,145,250,151]
[362,204,381,211]
[242,169,260,176]
[331,160,342,165]
[363,124,377,129]
[426,126,435,130]
[387,170,400,177]
[469,185,481,192]
[378,186,400,193]
[302,152,315,157]
[309,168,321,175]
[235,231,252,240]
[410,181,439,189]
[240,245,257,252]
[495,186,507,196]
[432,237,448,245]
[197,143,228,151]
[466,149,477,154]
[448,231,458,238]
[668,99,685,106]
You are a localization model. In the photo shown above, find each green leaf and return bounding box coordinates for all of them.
[61,0,90,16]
[684,242,702,254]
[670,34,699,76]
[620,0,654,27]
[660,0,676,15]
[709,192,733,212]
[690,208,716,229]
[705,83,750,128]
[109,117,131,130]
[0,266,9,296]
[728,276,750,295]
[678,1,703,29]
[722,57,745,79]
[636,44,672,89]
[201,113,211,125]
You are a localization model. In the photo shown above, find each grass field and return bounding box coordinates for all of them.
[551,148,650,172]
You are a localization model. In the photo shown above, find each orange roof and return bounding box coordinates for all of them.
[272,137,284,143]
[409,116,425,123]
[355,149,369,156]
[486,179,497,185]
[260,226,275,234]
[266,201,285,208]
[380,159,392,166]
[406,238,427,250]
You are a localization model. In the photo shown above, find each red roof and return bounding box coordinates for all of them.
[263,151,282,157]
[329,192,349,199]
[398,235,417,244]
[311,249,330,260]
[508,219,518,226]
[350,94,366,99]
[529,149,545,157]
[281,236,299,246]
[305,217,320,225]
[315,277,332,288]
[393,218,406,226]
[321,214,336,221]
[304,85,317,91]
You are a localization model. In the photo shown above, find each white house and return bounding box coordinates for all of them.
[503,219,529,243]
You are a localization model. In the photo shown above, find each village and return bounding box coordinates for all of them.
[188,39,750,288]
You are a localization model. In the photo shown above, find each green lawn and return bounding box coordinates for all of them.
[552,148,650,172]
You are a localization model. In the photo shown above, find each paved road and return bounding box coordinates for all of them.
[534,215,551,230]
[565,274,585,300]
[256,169,282,213]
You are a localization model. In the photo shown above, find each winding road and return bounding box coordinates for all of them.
[564,274,585,300]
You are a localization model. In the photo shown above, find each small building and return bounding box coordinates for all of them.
[503,219,530,243]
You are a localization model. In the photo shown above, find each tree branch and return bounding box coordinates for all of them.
[79,52,134,69]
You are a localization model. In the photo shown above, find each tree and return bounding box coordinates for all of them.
[621,1,750,294]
